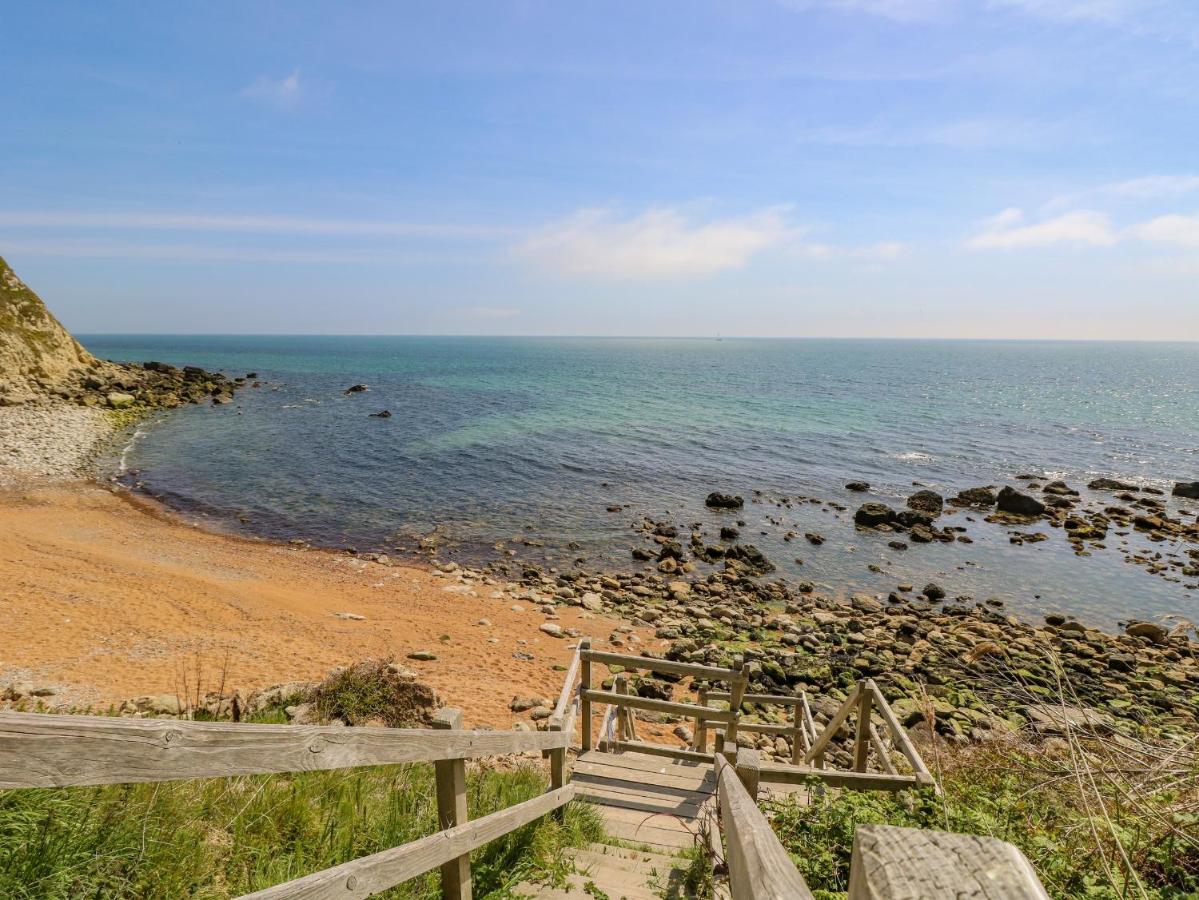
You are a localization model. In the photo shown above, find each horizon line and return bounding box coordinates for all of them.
[73,333,1199,345]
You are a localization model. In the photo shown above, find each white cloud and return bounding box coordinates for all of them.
[1129,213,1199,248]
[517,208,798,280]
[967,207,1117,248]
[240,69,304,109]
[780,0,954,21]
[1105,175,1199,199]
[988,0,1133,24]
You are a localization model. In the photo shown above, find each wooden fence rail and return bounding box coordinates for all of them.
[0,704,573,900]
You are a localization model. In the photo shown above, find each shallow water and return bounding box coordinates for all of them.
[81,335,1199,629]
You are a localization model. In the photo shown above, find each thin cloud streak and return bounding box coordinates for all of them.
[0,211,513,239]
[967,207,1117,248]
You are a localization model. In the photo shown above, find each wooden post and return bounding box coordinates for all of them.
[547,712,567,822]
[694,687,708,753]
[724,657,748,754]
[790,700,803,765]
[615,674,631,741]
[579,639,592,753]
[735,747,760,802]
[848,825,1050,899]
[432,708,471,900]
[853,683,873,773]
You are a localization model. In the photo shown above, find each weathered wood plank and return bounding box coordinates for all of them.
[723,661,748,751]
[553,644,584,721]
[847,825,1050,899]
[869,724,897,776]
[581,690,735,723]
[865,682,935,788]
[578,749,708,775]
[716,755,814,900]
[432,709,471,900]
[853,686,873,772]
[573,774,713,805]
[758,762,918,793]
[580,638,594,753]
[576,786,707,817]
[582,650,739,682]
[239,784,575,899]
[803,683,861,767]
[573,760,714,792]
[608,740,715,764]
[704,692,805,707]
[0,713,570,788]
[734,747,759,800]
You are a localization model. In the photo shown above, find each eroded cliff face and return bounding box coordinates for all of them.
[0,256,120,403]
[0,257,243,408]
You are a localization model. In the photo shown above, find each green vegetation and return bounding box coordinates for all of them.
[0,761,602,899]
[767,737,1199,899]
[309,658,439,728]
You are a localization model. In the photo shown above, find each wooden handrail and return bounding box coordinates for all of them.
[716,753,814,899]
[581,649,741,682]
[581,689,737,722]
[865,681,935,788]
[239,784,576,899]
[758,761,919,793]
[0,712,571,789]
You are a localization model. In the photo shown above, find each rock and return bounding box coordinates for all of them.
[370,410,392,418]
[906,490,944,515]
[1041,480,1079,497]
[854,503,898,527]
[510,696,549,712]
[580,593,604,612]
[1125,621,1169,644]
[996,486,1046,517]
[673,724,694,744]
[1173,482,1199,499]
[922,582,946,601]
[136,694,182,716]
[805,532,825,545]
[1088,477,1138,491]
[407,650,438,661]
[845,481,870,492]
[850,594,883,613]
[1024,703,1113,734]
[539,622,565,638]
[951,487,996,508]
[332,612,366,621]
[635,678,672,701]
[667,580,691,596]
[724,544,775,574]
[720,525,740,540]
[343,384,369,394]
[705,492,744,509]
[106,391,136,408]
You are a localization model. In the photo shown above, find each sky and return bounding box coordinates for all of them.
[2,0,1198,339]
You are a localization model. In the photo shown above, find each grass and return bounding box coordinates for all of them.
[766,734,1199,899]
[0,761,603,899]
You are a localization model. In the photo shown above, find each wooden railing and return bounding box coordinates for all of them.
[717,746,1050,899]
[0,707,575,899]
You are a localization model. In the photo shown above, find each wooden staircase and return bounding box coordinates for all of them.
[513,750,714,898]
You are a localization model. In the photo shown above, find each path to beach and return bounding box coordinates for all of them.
[0,481,652,726]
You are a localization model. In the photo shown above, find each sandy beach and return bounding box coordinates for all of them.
[0,479,652,728]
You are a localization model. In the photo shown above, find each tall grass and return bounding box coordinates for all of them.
[0,761,602,899]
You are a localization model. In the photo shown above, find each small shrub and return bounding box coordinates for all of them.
[309,658,438,728]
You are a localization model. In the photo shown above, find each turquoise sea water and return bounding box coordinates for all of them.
[80,335,1199,629]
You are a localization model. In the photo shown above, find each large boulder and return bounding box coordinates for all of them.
[854,503,898,527]
[1172,482,1199,500]
[906,490,944,516]
[996,486,1046,517]
[950,486,996,508]
[705,492,744,509]
[1088,477,1138,492]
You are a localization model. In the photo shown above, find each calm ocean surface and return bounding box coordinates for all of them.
[80,336,1199,629]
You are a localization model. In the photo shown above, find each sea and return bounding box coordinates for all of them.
[79,335,1199,630]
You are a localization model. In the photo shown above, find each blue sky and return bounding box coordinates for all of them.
[3,0,1198,338]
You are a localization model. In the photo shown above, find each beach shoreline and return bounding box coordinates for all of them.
[0,474,659,729]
